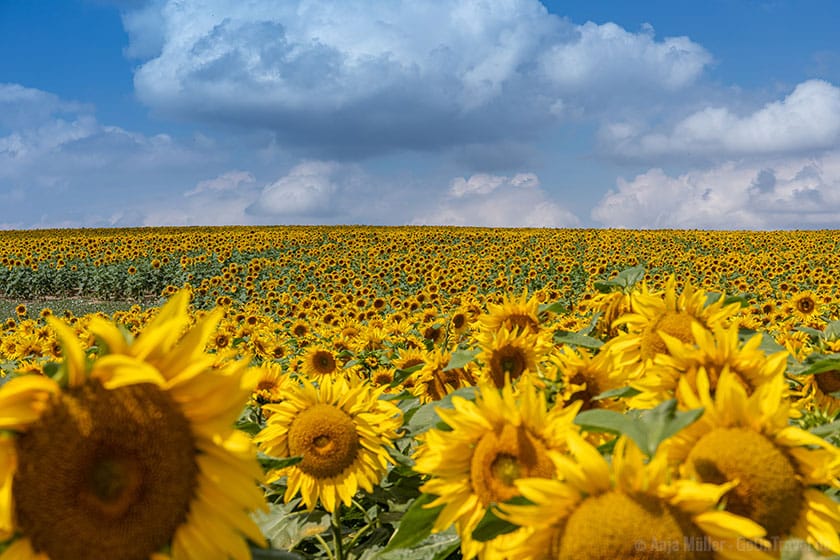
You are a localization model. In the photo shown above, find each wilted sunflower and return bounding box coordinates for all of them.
[412,381,581,559]
[629,322,787,409]
[410,348,478,403]
[0,290,267,560]
[254,377,402,512]
[609,276,740,380]
[500,433,770,560]
[665,368,840,554]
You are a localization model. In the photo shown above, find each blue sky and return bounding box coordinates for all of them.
[2,0,840,229]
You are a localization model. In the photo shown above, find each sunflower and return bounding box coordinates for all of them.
[786,291,823,324]
[254,377,402,513]
[500,434,771,560]
[250,361,293,408]
[629,322,787,409]
[0,290,267,560]
[792,367,840,420]
[476,326,551,389]
[412,381,581,559]
[609,276,741,380]
[476,290,542,340]
[665,368,840,554]
[410,348,478,403]
[298,345,342,380]
[550,344,629,412]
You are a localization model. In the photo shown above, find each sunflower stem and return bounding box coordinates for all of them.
[332,505,345,560]
[313,534,335,560]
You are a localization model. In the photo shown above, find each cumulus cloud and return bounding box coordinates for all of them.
[125,1,711,158]
[604,80,840,159]
[539,22,711,93]
[591,152,840,229]
[417,172,580,227]
[248,161,342,217]
[185,170,255,196]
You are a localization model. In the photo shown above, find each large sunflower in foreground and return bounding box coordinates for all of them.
[412,382,581,559]
[500,433,771,560]
[629,322,787,410]
[0,290,267,560]
[609,276,741,380]
[665,368,840,555]
[254,377,402,512]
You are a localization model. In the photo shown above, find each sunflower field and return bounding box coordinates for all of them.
[2,225,840,560]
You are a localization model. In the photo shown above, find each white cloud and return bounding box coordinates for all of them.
[418,172,580,227]
[249,161,341,217]
[605,80,840,158]
[591,152,840,229]
[539,22,711,92]
[125,1,711,157]
[185,170,255,196]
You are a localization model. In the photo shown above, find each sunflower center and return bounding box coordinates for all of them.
[558,491,711,560]
[640,311,695,360]
[506,313,539,334]
[13,380,198,560]
[470,424,553,506]
[796,297,815,315]
[490,454,520,486]
[312,351,337,375]
[685,427,802,539]
[815,370,840,395]
[288,403,359,479]
[488,345,527,388]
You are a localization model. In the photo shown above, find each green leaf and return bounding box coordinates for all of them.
[792,355,840,377]
[538,301,567,316]
[553,330,603,349]
[809,420,840,438]
[591,385,641,401]
[405,386,476,436]
[383,493,445,552]
[252,501,330,551]
[593,279,618,293]
[573,409,648,452]
[444,348,481,371]
[362,528,460,560]
[471,508,519,542]
[825,320,840,341]
[614,264,645,289]
[637,400,704,456]
[390,363,424,387]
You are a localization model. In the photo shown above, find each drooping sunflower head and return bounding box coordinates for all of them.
[0,289,268,560]
[666,367,840,554]
[409,348,477,403]
[500,433,770,560]
[255,376,403,513]
[609,276,741,379]
[412,381,581,559]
